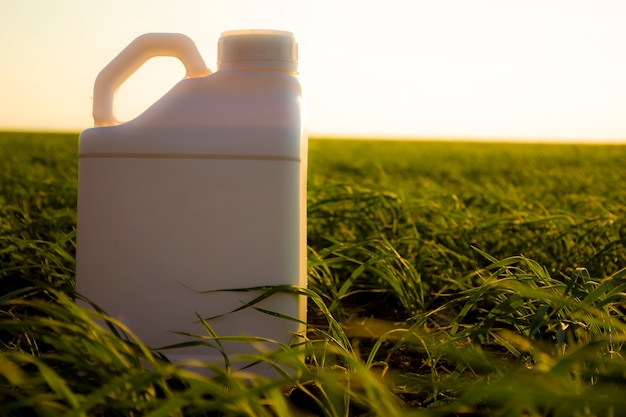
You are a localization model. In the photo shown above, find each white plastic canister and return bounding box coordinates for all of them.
[76,30,307,373]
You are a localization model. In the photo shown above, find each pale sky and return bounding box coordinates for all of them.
[2,0,626,141]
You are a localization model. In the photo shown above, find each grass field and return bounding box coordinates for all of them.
[1,131,626,416]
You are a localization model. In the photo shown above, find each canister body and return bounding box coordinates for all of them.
[76,69,306,371]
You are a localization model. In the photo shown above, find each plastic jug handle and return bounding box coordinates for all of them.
[92,33,212,127]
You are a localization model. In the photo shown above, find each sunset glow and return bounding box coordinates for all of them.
[2,0,626,142]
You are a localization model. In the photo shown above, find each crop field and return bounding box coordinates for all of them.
[2,131,626,416]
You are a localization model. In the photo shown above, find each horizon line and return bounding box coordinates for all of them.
[1,128,625,145]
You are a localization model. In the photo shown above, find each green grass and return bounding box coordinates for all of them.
[2,131,626,416]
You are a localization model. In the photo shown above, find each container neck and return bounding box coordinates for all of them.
[216,62,298,74]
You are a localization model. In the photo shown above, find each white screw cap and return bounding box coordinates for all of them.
[218,29,298,74]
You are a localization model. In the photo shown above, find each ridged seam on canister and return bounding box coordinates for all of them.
[78,153,300,162]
